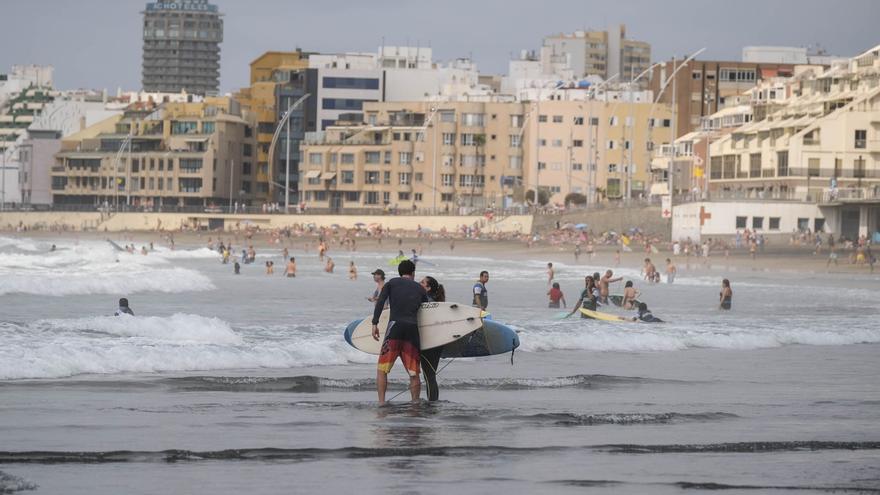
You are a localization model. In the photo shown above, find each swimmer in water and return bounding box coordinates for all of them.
[720,279,732,310]
[349,261,358,280]
[284,257,296,278]
[547,262,555,286]
[599,270,622,304]
[666,258,677,283]
[115,298,134,316]
[633,302,663,323]
[622,280,640,309]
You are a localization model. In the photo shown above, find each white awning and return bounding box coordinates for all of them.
[305,170,321,179]
[320,172,336,180]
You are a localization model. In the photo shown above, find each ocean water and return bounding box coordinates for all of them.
[0,235,879,494]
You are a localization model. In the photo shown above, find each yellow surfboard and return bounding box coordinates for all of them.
[579,307,634,322]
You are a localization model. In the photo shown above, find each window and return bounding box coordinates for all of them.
[441,193,454,202]
[461,113,485,126]
[383,192,390,204]
[539,139,547,146]
[752,216,764,230]
[440,111,455,123]
[572,163,583,170]
[509,135,522,147]
[573,139,583,147]
[769,217,781,230]
[607,140,615,150]
[814,218,825,232]
[383,171,391,184]
[365,191,379,205]
[460,155,486,167]
[384,151,392,164]
[735,216,747,229]
[808,158,820,177]
[322,77,380,89]
[344,191,360,202]
[398,192,411,200]
[341,153,355,165]
[365,171,380,184]
[749,153,761,178]
[442,133,455,145]
[399,173,411,185]
[414,172,423,182]
[606,178,621,198]
[321,98,375,110]
[461,134,476,146]
[341,171,354,184]
[855,129,866,149]
[608,163,618,173]
[179,158,203,172]
[365,151,381,164]
[178,178,202,193]
[202,122,215,134]
[309,153,323,165]
[171,121,198,134]
[573,116,584,125]
[552,115,563,123]
[590,117,599,126]
[854,156,866,178]
[441,174,454,187]
[552,139,563,147]
[538,115,547,123]
[510,115,523,127]
[609,116,618,126]
[399,152,412,165]
[776,151,788,177]
[414,193,423,201]
[537,162,546,170]
[509,156,523,169]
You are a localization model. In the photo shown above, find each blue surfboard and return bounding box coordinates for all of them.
[344,318,518,358]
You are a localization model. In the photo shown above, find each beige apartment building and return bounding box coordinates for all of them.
[708,45,880,239]
[529,99,673,204]
[299,101,529,212]
[298,99,673,210]
[52,97,254,209]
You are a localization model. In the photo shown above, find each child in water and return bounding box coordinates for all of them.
[547,282,566,308]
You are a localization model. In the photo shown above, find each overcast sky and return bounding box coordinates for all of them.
[2,0,877,93]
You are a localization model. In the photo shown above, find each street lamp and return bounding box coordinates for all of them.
[267,94,310,212]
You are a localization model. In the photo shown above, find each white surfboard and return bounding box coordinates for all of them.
[350,302,483,355]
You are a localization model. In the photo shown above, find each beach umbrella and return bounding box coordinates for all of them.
[575,223,588,229]
[561,223,576,230]
[331,224,341,229]
[354,222,367,228]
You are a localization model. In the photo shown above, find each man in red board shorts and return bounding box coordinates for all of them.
[372,259,428,405]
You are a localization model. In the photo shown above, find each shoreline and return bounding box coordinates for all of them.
[4,228,877,277]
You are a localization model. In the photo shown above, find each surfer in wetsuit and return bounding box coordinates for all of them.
[419,276,446,401]
[372,260,428,405]
[473,271,489,311]
[115,298,134,316]
[633,302,663,323]
[720,279,733,310]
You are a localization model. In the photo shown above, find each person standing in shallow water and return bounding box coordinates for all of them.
[473,271,489,311]
[419,275,446,402]
[720,279,733,310]
[115,298,134,316]
[372,260,428,405]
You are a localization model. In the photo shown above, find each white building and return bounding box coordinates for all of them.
[676,45,880,241]
[743,45,846,67]
[307,47,485,129]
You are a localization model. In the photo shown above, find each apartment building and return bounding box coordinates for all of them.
[529,99,673,204]
[543,25,651,87]
[708,45,880,239]
[299,101,529,212]
[650,59,798,138]
[51,97,253,209]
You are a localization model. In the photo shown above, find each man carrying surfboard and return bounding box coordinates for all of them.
[372,260,428,405]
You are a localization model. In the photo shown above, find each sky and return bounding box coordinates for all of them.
[1,0,878,94]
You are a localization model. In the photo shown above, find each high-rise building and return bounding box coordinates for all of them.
[141,0,223,95]
[543,25,651,86]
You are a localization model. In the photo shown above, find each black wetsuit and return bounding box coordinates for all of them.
[637,309,662,323]
[420,294,443,401]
